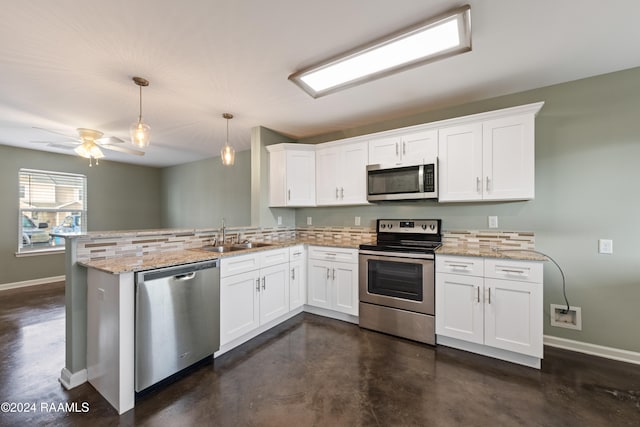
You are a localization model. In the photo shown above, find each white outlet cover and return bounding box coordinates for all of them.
[550,304,582,330]
[355,216,361,226]
[307,216,312,225]
[277,216,282,225]
[488,216,498,228]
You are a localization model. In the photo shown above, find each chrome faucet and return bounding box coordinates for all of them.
[221,218,226,244]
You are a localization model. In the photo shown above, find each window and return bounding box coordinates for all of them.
[18,169,87,253]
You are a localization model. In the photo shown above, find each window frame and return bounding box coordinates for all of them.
[18,168,87,254]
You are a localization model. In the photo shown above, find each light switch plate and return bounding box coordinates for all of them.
[488,216,498,228]
[598,239,613,254]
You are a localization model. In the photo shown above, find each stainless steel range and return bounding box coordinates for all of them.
[359,219,441,345]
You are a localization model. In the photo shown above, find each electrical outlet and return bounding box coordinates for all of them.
[488,216,498,228]
[306,216,312,225]
[277,216,282,226]
[550,304,582,330]
[598,239,613,254]
[355,216,361,226]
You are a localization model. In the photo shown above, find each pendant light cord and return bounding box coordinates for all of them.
[138,85,143,122]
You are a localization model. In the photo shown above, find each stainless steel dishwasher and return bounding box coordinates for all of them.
[135,259,220,392]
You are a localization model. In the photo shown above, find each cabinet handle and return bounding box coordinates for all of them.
[500,268,526,275]
[395,142,399,156]
[332,268,336,280]
[448,263,471,270]
[291,268,295,280]
[262,276,266,290]
[486,176,490,192]
[288,189,291,200]
[256,278,260,292]
[326,268,330,280]
[476,286,480,303]
[476,177,481,192]
[488,288,491,304]
[402,141,406,155]
[335,187,339,199]
[340,187,344,199]
[293,251,302,256]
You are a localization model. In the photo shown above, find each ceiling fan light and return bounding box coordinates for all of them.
[74,142,91,158]
[130,120,151,148]
[221,143,235,166]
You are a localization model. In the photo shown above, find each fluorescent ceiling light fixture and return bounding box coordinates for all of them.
[289,5,471,98]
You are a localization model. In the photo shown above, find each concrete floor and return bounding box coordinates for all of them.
[1,282,638,426]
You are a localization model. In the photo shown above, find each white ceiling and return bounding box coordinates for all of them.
[1,0,639,167]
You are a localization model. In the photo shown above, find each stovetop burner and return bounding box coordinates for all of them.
[360,219,442,254]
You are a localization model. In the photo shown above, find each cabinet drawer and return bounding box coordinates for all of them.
[258,248,289,268]
[308,246,358,263]
[436,255,484,276]
[289,245,305,261]
[220,253,260,277]
[484,259,543,283]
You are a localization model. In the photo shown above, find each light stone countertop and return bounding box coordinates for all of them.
[435,245,548,262]
[79,239,371,274]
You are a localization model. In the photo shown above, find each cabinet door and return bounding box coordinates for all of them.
[401,129,438,164]
[482,114,535,201]
[435,272,484,344]
[286,150,316,206]
[220,271,260,346]
[259,263,290,324]
[315,148,340,205]
[339,141,368,205]
[268,150,287,207]
[289,260,305,310]
[484,278,543,357]
[307,259,332,309]
[438,123,483,202]
[332,262,358,316]
[368,136,401,165]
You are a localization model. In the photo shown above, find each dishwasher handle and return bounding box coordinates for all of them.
[173,272,196,281]
[136,260,219,283]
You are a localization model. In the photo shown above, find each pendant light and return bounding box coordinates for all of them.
[130,76,151,148]
[221,113,235,166]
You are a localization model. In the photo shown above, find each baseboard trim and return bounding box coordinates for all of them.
[59,367,87,389]
[0,275,65,292]
[544,335,640,366]
[303,305,358,324]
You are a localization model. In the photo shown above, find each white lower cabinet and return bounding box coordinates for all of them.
[289,245,306,310]
[435,255,543,368]
[307,246,358,316]
[220,249,290,347]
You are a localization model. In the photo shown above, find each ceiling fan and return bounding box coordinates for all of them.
[32,127,145,166]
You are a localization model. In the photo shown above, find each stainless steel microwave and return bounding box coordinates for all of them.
[366,161,438,201]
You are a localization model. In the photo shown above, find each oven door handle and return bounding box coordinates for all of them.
[359,249,434,260]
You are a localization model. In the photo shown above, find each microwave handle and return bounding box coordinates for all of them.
[418,165,424,193]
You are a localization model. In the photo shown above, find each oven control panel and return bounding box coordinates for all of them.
[377,219,440,234]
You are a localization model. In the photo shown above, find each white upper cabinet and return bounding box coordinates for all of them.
[438,123,483,202]
[438,103,542,202]
[316,140,368,206]
[368,129,438,166]
[482,114,535,201]
[267,144,316,207]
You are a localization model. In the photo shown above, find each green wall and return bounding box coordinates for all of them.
[0,145,162,285]
[295,67,640,353]
[160,150,252,228]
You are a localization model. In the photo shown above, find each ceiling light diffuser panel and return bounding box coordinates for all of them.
[289,5,471,98]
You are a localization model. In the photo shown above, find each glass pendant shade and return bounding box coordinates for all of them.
[220,113,235,166]
[130,76,151,148]
[130,120,151,148]
[221,142,235,166]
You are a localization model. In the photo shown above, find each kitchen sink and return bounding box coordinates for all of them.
[201,245,241,253]
[200,242,273,253]
[232,242,273,249]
